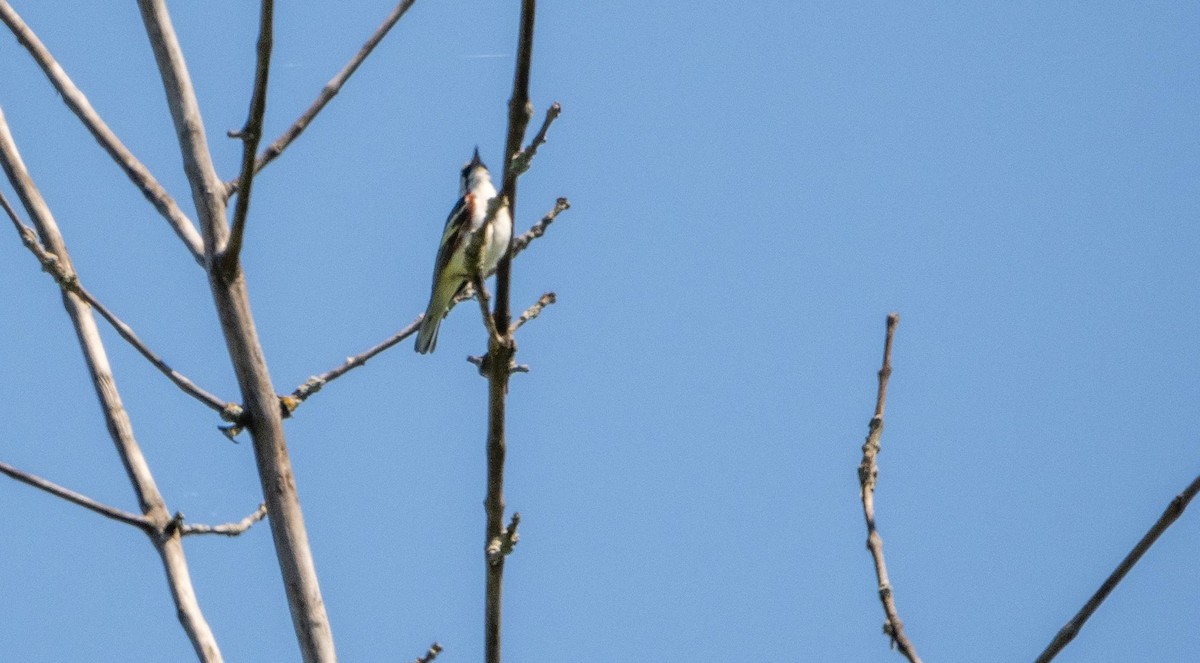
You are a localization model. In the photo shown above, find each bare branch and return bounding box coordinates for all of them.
[0,0,205,264]
[510,102,561,176]
[137,0,228,256]
[1035,472,1200,663]
[179,503,269,537]
[230,0,418,190]
[221,0,274,273]
[510,292,555,334]
[0,103,223,662]
[485,3,538,662]
[138,3,335,659]
[3,193,229,413]
[289,316,422,404]
[492,0,537,335]
[511,197,570,257]
[0,460,153,532]
[857,313,922,663]
[414,643,444,663]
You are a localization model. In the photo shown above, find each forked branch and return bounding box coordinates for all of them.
[229,0,418,192]
[0,459,268,541]
[137,1,335,659]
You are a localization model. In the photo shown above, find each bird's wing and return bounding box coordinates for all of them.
[430,193,475,287]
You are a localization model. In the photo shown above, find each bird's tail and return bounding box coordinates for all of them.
[414,305,443,354]
[414,281,460,354]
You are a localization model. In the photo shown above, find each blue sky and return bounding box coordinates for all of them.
[1,1,1198,661]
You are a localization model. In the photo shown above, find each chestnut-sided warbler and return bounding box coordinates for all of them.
[414,148,513,354]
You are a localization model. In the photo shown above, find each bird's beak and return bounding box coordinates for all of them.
[470,146,484,168]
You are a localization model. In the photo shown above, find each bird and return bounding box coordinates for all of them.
[414,148,513,354]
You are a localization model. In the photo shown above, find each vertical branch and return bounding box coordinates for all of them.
[492,0,537,336]
[857,313,922,663]
[484,3,537,663]
[0,105,223,662]
[221,0,274,273]
[136,2,336,661]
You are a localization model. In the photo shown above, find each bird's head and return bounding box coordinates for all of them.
[459,146,491,194]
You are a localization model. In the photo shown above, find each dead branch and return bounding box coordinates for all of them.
[857,313,921,663]
[3,193,229,413]
[1034,472,1200,662]
[510,292,556,334]
[0,103,223,662]
[510,197,570,256]
[230,0,418,191]
[179,504,270,537]
[0,0,205,263]
[483,3,538,662]
[221,0,274,272]
[137,1,335,659]
[0,460,153,531]
[510,102,561,176]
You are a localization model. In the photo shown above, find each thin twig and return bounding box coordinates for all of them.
[0,0,205,264]
[510,292,555,333]
[3,193,229,414]
[413,642,444,663]
[179,503,269,537]
[1035,472,1200,662]
[857,313,922,663]
[511,197,570,257]
[510,102,560,176]
[289,316,422,403]
[0,460,153,532]
[230,0,418,191]
[221,0,274,272]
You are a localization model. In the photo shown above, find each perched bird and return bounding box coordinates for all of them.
[414,148,513,354]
